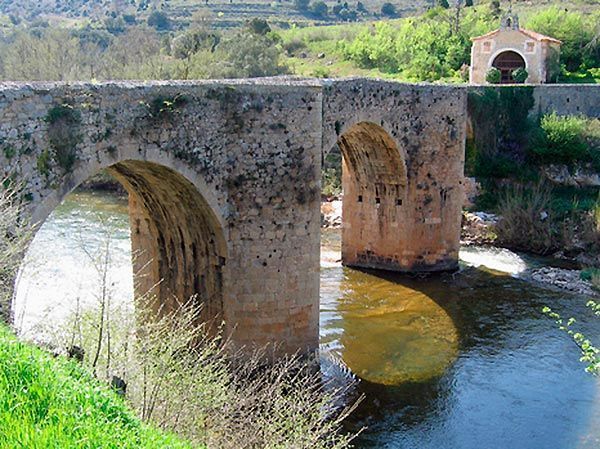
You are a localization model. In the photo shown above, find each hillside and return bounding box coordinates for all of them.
[0,0,430,30]
[279,1,600,82]
[0,323,196,449]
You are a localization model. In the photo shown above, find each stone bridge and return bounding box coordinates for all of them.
[3,78,564,355]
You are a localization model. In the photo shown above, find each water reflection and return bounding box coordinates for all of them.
[322,265,600,449]
[322,267,459,385]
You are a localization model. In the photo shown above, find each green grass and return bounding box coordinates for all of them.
[0,324,196,449]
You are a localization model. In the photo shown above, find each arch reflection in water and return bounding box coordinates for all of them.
[321,265,459,385]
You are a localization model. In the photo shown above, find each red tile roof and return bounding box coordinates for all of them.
[471,28,562,44]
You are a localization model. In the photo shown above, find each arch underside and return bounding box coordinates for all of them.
[338,122,410,271]
[492,51,526,84]
[107,160,227,324]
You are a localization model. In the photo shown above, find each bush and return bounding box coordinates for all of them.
[380,2,396,17]
[496,183,557,254]
[486,67,501,84]
[531,113,589,166]
[147,10,170,31]
[311,1,328,18]
[294,0,310,11]
[46,294,359,449]
[512,67,528,83]
[0,324,193,449]
[0,184,31,321]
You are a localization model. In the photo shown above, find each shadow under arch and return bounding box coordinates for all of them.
[19,158,228,326]
[334,121,411,272]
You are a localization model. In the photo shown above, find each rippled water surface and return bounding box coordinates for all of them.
[15,191,600,449]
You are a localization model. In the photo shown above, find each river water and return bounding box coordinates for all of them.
[14,190,600,449]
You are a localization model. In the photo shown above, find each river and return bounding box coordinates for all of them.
[14,190,600,449]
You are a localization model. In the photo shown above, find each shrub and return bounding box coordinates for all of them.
[485,67,501,84]
[0,183,31,321]
[512,67,528,83]
[495,182,557,254]
[530,113,588,166]
[380,2,396,17]
[147,10,170,31]
[294,0,310,11]
[36,223,360,449]
[312,1,329,18]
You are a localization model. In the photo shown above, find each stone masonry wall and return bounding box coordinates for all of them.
[0,80,322,355]
[323,80,467,272]
[7,79,584,354]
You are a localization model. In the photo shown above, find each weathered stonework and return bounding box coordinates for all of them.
[1,80,322,355]
[0,78,474,355]
[323,80,466,272]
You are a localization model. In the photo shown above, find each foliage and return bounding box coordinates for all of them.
[485,67,501,84]
[466,87,537,178]
[0,324,194,449]
[543,301,600,375]
[495,182,557,254]
[380,3,396,17]
[294,0,311,11]
[247,18,271,36]
[525,7,600,73]
[47,286,360,448]
[145,94,189,121]
[512,67,528,83]
[36,150,51,178]
[312,1,329,18]
[530,113,596,167]
[45,104,82,173]
[341,6,495,81]
[0,184,31,322]
[147,10,170,31]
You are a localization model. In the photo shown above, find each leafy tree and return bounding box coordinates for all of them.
[438,0,449,9]
[311,1,328,18]
[356,1,368,13]
[526,7,600,72]
[247,18,271,35]
[490,0,501,17]
[293,0,310,11]
[147,10,170,31]
[380,2,396,17]
[465,0,473,6]
[104,16,126,35]
[122,14,137,25]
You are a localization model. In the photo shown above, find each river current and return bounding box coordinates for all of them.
[14,190,600,449]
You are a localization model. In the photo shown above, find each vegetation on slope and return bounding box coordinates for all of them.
[0,1,597,82]
[281,3,600,82]
[0,323,194,449]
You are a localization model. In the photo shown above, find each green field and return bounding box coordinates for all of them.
[0,324,196,449]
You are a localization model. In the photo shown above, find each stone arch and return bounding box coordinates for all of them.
[22,156,228,326]
[490,50,527,84]
[335,121,410,271]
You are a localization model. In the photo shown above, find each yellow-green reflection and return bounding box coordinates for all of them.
[333,268,459,385]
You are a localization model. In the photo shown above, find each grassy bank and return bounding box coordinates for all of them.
[0,323,195,449]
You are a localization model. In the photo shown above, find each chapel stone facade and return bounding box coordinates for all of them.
[470,13,561,85]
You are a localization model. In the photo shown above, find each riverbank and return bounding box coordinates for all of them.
[321,200,600,298]
[0,323,193,449]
